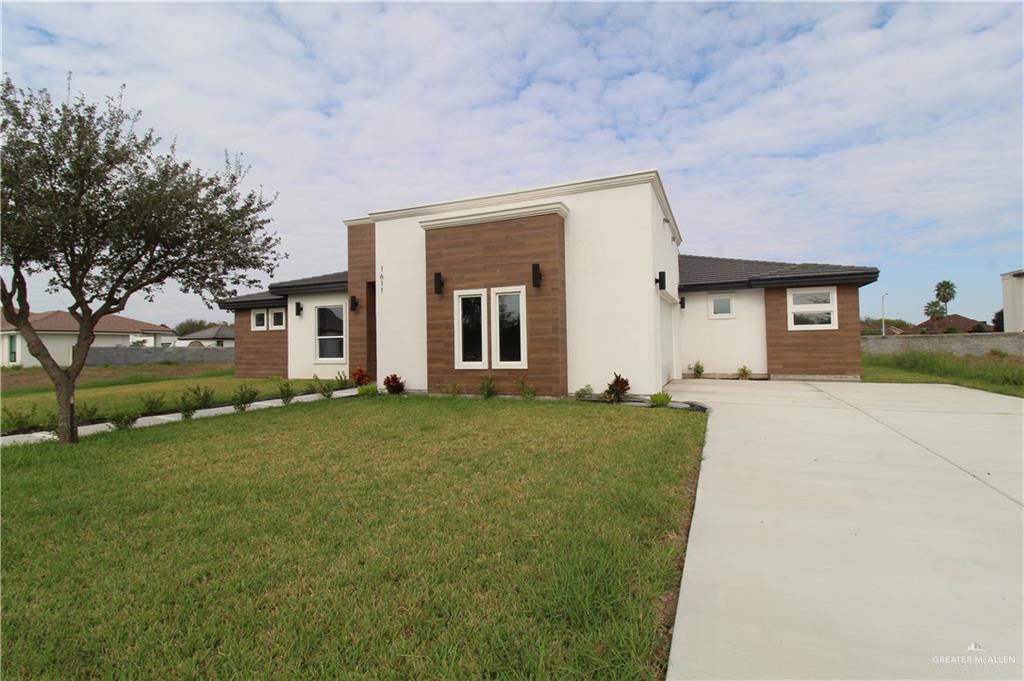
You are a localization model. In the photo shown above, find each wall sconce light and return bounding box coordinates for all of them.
[350,295,358,312]
[294,301,303,317]
[679,296,686,309]
[532,263,542,288]
[434,272,444,294]
[655,271,666,290]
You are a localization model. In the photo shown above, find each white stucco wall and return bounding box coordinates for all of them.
[678,289,768,376]
[371,180,676,395]
[1002,272,1024,332]
[0,332,130,368]
[287,291,349,380]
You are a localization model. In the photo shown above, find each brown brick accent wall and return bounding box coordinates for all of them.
[233,309,288,378]
[347,223,376,380]
[765,284,862,377]
[425,213,568,396]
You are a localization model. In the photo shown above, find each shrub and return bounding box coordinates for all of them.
[110,411,138,430]
[176,393,197,420]
[574,384,594,400]
[231,383,259,412]
[352,367,370,386]
[383,373,405,395]
[184,384,215,409]
[309,374,335,398]
[737,365,752,380]
[478,376,497,399]
[649,392,671,408]
[159,359,178,366]
[988,348,1009,359]
[692,360,705,378]
[603,373,630,403]
[335,371,355,390]
[943,326,959,334]
[278,380,296,405]
[1,404,38,434]
[140,393,166,415]
[357,382,378,397]
[514,378,535,399]
[443,383,461,398]
[76,402,100,423]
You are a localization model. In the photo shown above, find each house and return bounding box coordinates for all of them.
[1001,269,1024,332]
[909,314,991,334]
[1,311,176,367]
[175,324,235,348]
[219,170,879,394]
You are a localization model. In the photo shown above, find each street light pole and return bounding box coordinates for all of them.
[882,292,888,337]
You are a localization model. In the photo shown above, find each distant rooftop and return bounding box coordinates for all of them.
[1,310,173,335]
[178,324,235,341]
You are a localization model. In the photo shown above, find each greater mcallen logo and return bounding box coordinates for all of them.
[932,643,1018,667]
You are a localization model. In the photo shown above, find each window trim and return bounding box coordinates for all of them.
[707,293,735,320]
[454,288,488,370]
[7,335,17,364]
[314,304,346,362]
[269,307,287,331]
[251,308,268,331]
[490,285,528,370]
[786,285,839,331]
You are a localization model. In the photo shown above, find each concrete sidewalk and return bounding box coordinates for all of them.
[665,380,1022,680]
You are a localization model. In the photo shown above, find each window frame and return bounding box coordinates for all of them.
[707,293,735,320]
[786,285,839,331]
[251,308,268,331]
[314,304,346,362]
[490,285,528,370]
[7,335,17,364]
[454,288,489,370]
[269,307,287,330]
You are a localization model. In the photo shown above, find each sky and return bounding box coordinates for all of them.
[2,2,1021,327]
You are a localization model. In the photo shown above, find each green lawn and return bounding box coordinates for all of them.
[862,350,1024,397]
[1,397,706,679]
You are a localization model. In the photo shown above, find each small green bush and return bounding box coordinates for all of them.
[692,360,705,378]
[1,405,38,434]
[443,383,461,398]
[514,378,535,399]
[110,411,138,430]
[737,365,752,380]
[357,383,378,398]
[231,383,259,412]
[478,376,497,399]
[278,380,296,405]
[309,374,335,398]
[140,393,166,415]
[176,393,197,420]
[574,384,594,400]
[159,359,178,366]
[335,371,355,390]
[76,402,100,423]
[648,392,671,408]
[184,385,215,409]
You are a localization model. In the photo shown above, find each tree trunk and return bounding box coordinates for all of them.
[53,375,79,444]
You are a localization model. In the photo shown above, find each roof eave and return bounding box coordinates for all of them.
[218,296,285,311]
[267,281,348,296]
[752,270,880,288]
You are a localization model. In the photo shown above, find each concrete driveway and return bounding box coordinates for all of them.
[665,380,1022,680]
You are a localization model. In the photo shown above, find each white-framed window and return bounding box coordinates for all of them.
[454,288,488,370]
[707,293,735,319]
[315,305,345,361]
[269,307,286,330]
[7,335,17,364]
[490,285,528,369]
[251,309,268,331]
[787,286,838,331]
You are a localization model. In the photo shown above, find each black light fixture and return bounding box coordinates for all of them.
[532,263,542,288]
[350,295,358,312]
[679,296,686,309]
[655,271,666,290]
[294,301,303,317]
[434,272,444,294]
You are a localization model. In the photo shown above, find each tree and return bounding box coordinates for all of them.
[174,318,216,337]
[934,280,956,316]
[993,309,1004,332]
[923,300,945,324]
[1,77,283,443]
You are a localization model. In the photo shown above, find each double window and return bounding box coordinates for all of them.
[252,308,286,331]
[454,286,527,370]
[787,286,838,330]
[316,305,345,360]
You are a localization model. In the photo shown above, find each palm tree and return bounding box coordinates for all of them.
[934,280,956,316]
[924,300,945,324]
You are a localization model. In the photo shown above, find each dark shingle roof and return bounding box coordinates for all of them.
[679,254,878,292]
[178,324,235,341]
[217,291,285,310]
[219,271,348,310]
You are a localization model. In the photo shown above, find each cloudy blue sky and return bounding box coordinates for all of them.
[3,2,1021,326]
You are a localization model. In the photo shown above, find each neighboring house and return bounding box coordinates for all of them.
[909,314,992,334]
[175,324,235,348]
[0,311,176,367]
[1002,269,1024,332]
[220,170,879,394]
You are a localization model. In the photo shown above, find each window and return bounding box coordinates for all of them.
[707,293,735,319]
[251,309,267,331]
[491,285,527,369]
[787,286,838,330]
[215,340,224,347]
[7,335,16,363]
[270,308,286,330]
[454,289,488,369]
[316,306,345,360]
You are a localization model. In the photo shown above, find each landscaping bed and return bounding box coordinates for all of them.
[1,397,706,679]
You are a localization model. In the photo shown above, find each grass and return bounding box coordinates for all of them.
[0,362,234,394]
[862,350,1024,397]
[1,397,706,679]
